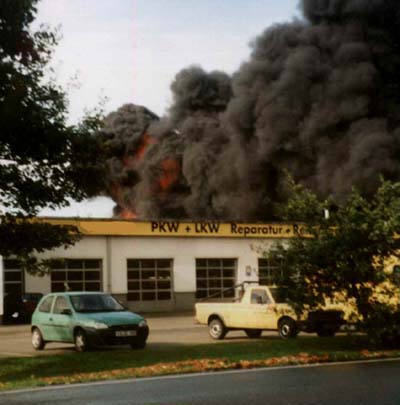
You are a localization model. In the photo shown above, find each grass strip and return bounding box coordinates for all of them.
[0,335,399,392]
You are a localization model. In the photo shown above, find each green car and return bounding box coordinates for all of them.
[31,292,149,352]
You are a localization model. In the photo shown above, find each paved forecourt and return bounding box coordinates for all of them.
[0,314,279,358]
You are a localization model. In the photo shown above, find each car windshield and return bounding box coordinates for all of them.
[70,294,125,313]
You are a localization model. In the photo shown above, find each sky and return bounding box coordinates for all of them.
[36,0,300,218]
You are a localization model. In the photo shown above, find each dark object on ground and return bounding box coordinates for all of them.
[3,292,43,324]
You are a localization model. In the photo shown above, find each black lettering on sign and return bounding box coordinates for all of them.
[194,222,220,234]
[167,222,180,232]
[152,221,180,233]
[158,222,167,232]
[230,223,238,233]
[208,223,220,233]
[195,222,208,233]
[293,224,305,235]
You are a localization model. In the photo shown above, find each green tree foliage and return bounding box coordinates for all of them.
[0,0,106,273]
[266,178,400,345]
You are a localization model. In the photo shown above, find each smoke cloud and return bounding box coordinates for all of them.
[99,0,400,221]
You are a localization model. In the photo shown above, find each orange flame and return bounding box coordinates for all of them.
[122,132,156,169]
[112,131,181,219]
[158,158,181,191]
[120,208,137,219]
[136,132,156,160]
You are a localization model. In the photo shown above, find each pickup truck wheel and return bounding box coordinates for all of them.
[208,318,226,340]
[278,318,297,339]
[245,329,262,338]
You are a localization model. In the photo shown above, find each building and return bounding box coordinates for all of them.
[1,218,301,317]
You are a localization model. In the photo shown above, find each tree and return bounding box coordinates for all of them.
[265,177,400,345]
[0,0,105,273]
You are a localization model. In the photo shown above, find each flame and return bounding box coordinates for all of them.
[122,132,156,169]
[158,158,181,191]
[120,208,137,219]
[111,131,181,219]
[136,132,156,160]
[109,185,138,219]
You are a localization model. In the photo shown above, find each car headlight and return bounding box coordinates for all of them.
[93,322,109,330]
[139,320,147,328]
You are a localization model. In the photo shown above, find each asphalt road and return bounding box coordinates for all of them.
[0,314,274,357]
[1,359,399,404]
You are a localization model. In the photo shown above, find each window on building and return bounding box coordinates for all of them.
[258,258,283,285]
[196,258,236,299]
[50,259,102,292]
[127,259,173,301]
[3,259,24,294]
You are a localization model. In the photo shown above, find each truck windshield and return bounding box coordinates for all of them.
[70,294,125,313]
[269,287,289,303]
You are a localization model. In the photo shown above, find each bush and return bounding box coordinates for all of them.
[363,305,400,348]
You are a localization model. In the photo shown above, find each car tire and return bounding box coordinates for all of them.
[208,318,227,340]
[31,327,45,350]
[245,329,262,338]
[74,329,90,352]
[278,318,298,339]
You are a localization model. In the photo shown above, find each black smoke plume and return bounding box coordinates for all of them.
[99,0,400,220]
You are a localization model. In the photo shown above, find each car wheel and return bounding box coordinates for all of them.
[208,318,227,340]
[278,318,298,339]
[31,328,45,350]
[245,329,262,338]
[74,329,90,352]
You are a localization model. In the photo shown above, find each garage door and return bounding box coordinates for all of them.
[50,259,102,292]
[127,259,173,302]
[196,258,236,299]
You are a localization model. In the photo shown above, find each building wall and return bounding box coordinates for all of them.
[22,235,278,313]
[26,237,109,294]
[108,236,272,292]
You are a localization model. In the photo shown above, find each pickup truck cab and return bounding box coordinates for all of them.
[195,284,344,340]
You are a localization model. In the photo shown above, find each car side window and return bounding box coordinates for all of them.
[251,289,270,304]
[53,296,70,314]
[38,296,54,313]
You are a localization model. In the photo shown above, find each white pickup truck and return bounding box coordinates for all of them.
[195,284,344,340]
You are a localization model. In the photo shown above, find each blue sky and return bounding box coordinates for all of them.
[36,0,300,217]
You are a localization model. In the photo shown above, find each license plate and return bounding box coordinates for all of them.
[115,330,137,337]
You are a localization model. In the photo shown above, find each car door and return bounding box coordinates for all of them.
[50,295,74,342]
[250,289,278,329]
[229,289,274,329]
[35,295,55,340]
